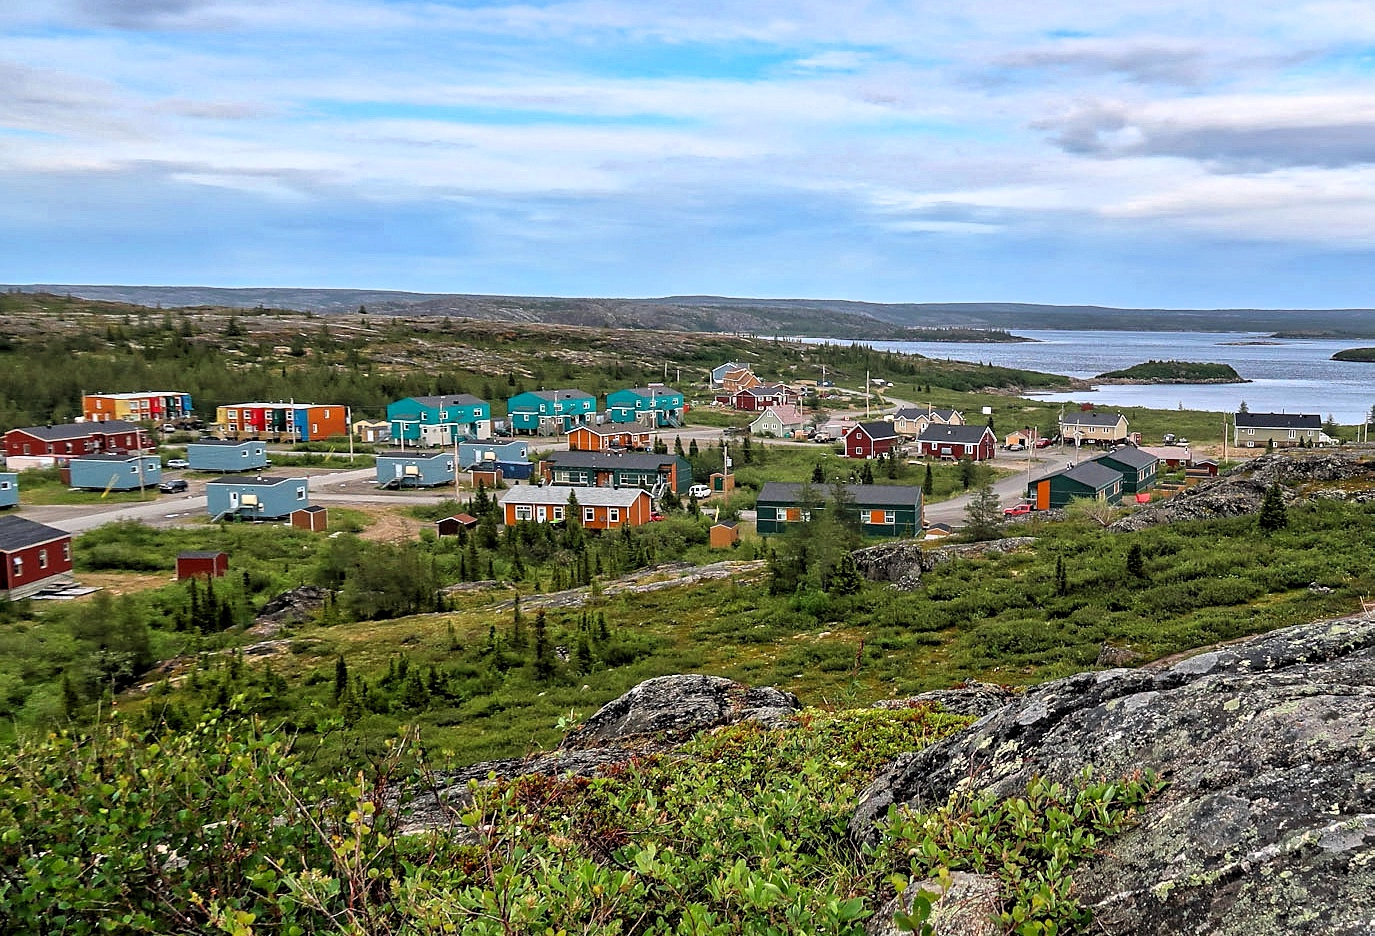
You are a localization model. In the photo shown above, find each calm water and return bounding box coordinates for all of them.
[853,330,1375,424]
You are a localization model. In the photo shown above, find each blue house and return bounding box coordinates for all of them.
[187,440,268,472]
[506,389,596,435]
[375,450,456,488]
[605,384,685,427]
[458,439,530,469]
[387,395,491,446]
[0,473,16,509]
[66,454,162,491]
[207,476,309,520]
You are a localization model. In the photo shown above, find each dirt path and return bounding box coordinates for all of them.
[351,505,430,543]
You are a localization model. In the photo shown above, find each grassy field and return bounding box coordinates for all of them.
[15,468,162,505]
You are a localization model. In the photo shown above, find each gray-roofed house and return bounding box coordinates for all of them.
[1026,461,1124,510]
[541,450,693,496]
[1232,412,1331,448]
[206,476,309,520]
[375,450,456,488]
[187,440,269,472]
[65,454,162,491]
[755,482,923,537]
[1059,411,1130,446]
[0,515,74,600]
[1092,447,1159,493]
[915,424,997,461]
[500,485,653,530]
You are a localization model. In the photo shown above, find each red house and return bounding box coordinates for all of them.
[567,425,653,452]
[499,486,653,530]
[916,424,997,461]
[728,385,797,411]
[0,516,74,600]
[177,551,228,580]
[3,420,151,470]
[843,421,901,459]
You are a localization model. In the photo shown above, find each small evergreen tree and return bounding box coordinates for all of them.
[533,609,554,680]
[1126,543,1146,579]
[962,483,1003,541]
[1055,556,1068,596]
[923,463,934,496]
[811,463,825,484]
[827,552,864,596]
[1258,482,1288,533]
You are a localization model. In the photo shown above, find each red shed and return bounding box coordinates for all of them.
[177,551,228,580]
[843,421,900,459]
[436,514,479,536]
[0,515,74,600]
[291,505,328,531]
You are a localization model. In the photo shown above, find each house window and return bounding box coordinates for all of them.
[227,410,238,419]
[38,550,47,569]
[296,488,307,500]
[1247,428,1254,435]
[11,556,20,576]
[608,508,620,523]
[242,450,249,458]
[515,505,533,521]
[63,542,70,561]
[884,511,896,524]
[553,506,565,521]
[1288,430,1297,439]
[584,507,596,522]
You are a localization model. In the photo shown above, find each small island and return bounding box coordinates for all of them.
[1093,360,1249,384]
[1332,347,1375,362]
[901,327,1034,343]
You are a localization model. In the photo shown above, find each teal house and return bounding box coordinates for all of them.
[66,454,162,491]
[1092,447,1158,494]
[1026,461,1123,510]
[387,395,491,446]
[0,473,16,508]
[541,451,692,496]
[606,384,684,427]
[207,476,308,520]
[506,389,596,435]
[375,450,456,488]
[755,482,923,537]
[187,440,268,472]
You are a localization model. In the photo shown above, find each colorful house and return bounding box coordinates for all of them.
[1232,412,1330,448]
[352,419,391,444]
[500,486,653,530]
[387,395,491,445]
[0,473,17,509]
[0,516,74,600]
[65,454,162,491]
[177,551,228,580]
[206,476,309,520]
[719,368,763,395]
[843,421,901,459]
[83,391,193,425]
[892,406,964,437]
[216,403,348,442]
[755,482,923,537]
[3,421,151,470]
[1026,462,1124,510]
[566,425,653,452]
[711,361,751,387]
[375,450,456,488]
[458,439,531,469]
[506,389,597,435]
[606,385,685,428]
[187,440,268,472]
[1092,447,1158,494]
[1059,411,1130,446]
[916,424,997,461]
[727,385,797,412]
[541,451,693,497]
[1139,445,1193,469]
[750,405,808,438]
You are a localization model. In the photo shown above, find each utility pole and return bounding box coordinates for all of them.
[865,370,870,418]
[347,406,355,463]
[454,428,461,503]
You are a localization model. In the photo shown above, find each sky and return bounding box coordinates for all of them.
[5,1,1375,307]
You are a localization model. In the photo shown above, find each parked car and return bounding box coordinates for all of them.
[649,512,665,522]
[1034,438,1052,449]
[158,479,189,494]
[1002,503,1033,517]
[688,484,712,499]
[165,458,190,469]
[1005,443,1026,451]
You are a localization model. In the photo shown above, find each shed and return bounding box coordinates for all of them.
[709,472,736,494]
[470,467,503,489]
[0,515,74,600]
[436,514,480,537]
[709,521,740,549]
[0,472,17,509]
[65,454,162,491]
[291,505,328,531]
[177,551,228,580]
[187,439,268,472]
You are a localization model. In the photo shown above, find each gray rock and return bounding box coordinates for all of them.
[850,615,1375,935]
[871,680,1018,719]
[867,872,1003,936]
[852,539,1036,591]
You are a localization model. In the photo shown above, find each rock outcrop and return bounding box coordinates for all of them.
[871,679,1019,719]
[851,615,1375,936]
[851,538,1036,590]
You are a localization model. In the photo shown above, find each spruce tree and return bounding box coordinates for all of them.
[1055,556,1068,596]
[334,655,349,702]
[923,463,934,496]
[1126,543,1146,578]
[534,609,554,680]
[1258,482,1288,533]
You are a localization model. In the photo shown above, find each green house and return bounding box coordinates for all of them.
[1026,461,1123,510]
[506,389,597,435]
[755,482,923,537]
[1092,447,1158,494]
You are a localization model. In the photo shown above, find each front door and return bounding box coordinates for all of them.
[536,506,547,522]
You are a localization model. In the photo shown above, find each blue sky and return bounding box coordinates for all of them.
[5,0,1375,307]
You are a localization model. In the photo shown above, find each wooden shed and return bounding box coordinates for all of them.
[436,514,479,537]
[709,521,740,549]
[177,551,228,580]
[470,467,503,489]
[291,505,328,532]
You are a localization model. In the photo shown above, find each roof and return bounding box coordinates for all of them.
[206,475,302,487]
[847,421,899,440]
[1061,411,1127,428]
[296,505,327,513]
[752,405,807,426]
[1093,447,1158,470]
[88,390,187,399]
[500,486,648,507]
[223,401,328,409]
[1233,412,1321,429]
[917,424,993,444]
[408,394,487,408]
[574,424,645,437]
[188,439,260,448]
[517,389,595,403]
[69,453,155,462]
[893,406,961,421]
[757,481,922,507]
[1036,461,1122,490]
[0,515,70,552]
[617,385,683,400]
[742,384,791,397]
[9,420,144,441]
[439,513,479,526]
[178,551,227,560]
[712,520,738,529]
[545,451,683,471]
[1139,445,1192,460]
[376,449,452,460]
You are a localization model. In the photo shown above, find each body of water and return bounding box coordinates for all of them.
[853,330,1375,424]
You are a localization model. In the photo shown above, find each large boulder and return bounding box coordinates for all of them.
[850,616,1375,936]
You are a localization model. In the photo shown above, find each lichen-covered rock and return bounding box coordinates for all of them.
[851,616,1375,936]
[871,680,1018,719]
[866,872,1002,936]
[851,539,1035,590]
[561,674,800,750]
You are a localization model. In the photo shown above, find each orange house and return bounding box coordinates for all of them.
[567,425,654,452]
[499,486,653,530]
